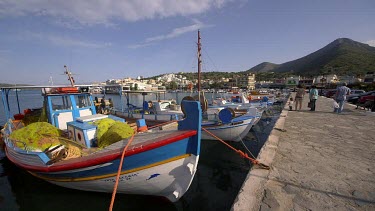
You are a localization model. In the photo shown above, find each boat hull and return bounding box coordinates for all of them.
[38,154,199,202]
[201,117,254,142]
[5,129,200,202]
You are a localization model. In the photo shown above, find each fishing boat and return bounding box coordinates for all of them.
[211,91,275,109]
[0,70,202,202]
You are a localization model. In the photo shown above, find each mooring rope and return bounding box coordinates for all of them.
[238,137,257,160]
[109,133,135,211]
[202,127,270,170]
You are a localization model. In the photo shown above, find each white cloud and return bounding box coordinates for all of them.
[129,20,212,49]
[366,40,375,47]
[21,31,111,48]
[0,0,232,26]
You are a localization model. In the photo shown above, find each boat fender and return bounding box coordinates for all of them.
[218,108,234,124]
[262,96,269,102]
[136,119,148,132]
[14,113,24,120]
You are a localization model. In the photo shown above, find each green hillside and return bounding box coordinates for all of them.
[247,62,280,73]
[246,38,375,76]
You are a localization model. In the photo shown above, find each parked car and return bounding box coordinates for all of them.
[356,91,375,110]
[325,89,337,98]
[350,90,366,95]
[348,90,375,104]
[347,90,366,102]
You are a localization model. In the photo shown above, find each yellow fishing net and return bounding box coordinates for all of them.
[92,119,134,148]
[9,122,62,151]
[9,122,82,162]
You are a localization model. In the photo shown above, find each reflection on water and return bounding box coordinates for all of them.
[0,91,285,211]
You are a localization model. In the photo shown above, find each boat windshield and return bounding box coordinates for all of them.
[74,95,92,108]
[51,95,72,110]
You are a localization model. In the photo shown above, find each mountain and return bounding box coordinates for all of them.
[247,62,280,73]
[246,38,375,76]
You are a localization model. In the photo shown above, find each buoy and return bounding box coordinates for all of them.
[218,108,235,124]
[136,119,148,132]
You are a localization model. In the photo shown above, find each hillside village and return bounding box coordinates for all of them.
[90,37,375,93]
[91,71,375,93]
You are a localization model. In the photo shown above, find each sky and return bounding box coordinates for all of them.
[0,0,374,85]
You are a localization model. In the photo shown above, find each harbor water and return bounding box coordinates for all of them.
[0,91,285,211]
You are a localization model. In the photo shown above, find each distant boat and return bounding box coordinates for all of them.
[104,84,130,94]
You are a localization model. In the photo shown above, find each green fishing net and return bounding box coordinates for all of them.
[91,118,116,141]
[96,121,134,148]
[9,122,62,151]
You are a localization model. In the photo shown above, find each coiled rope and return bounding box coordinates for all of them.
[201,127,270,169]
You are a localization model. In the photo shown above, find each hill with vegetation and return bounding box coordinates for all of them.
[246,38,375,77]
[246,62,280,73]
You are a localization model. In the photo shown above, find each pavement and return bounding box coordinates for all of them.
[232,94,375,211]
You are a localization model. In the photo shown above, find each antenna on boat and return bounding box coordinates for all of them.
[64,65,75,87]
[49,76,54,86]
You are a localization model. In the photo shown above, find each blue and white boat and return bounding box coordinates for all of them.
[1,84,202,202]
[112,91,258,142]
[211,92,274,109]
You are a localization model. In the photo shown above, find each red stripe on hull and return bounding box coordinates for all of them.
[6,130,197,172]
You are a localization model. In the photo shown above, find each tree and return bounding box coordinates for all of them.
[168,81,178,90]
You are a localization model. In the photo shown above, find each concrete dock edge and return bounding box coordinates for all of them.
[232,102,289,211]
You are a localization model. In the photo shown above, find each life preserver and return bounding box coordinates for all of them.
[54,87,79,93]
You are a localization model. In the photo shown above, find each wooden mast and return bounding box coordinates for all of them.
[64,65,75,87]
[197,30,202,92]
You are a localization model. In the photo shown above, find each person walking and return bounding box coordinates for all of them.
[309,85,318,111]
[288,97,294,111]
[333,83,351,113]
[295,84,305,111]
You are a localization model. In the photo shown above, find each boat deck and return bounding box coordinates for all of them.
[5,129,197,172]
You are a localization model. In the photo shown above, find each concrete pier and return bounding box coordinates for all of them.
[233,94,375,210]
